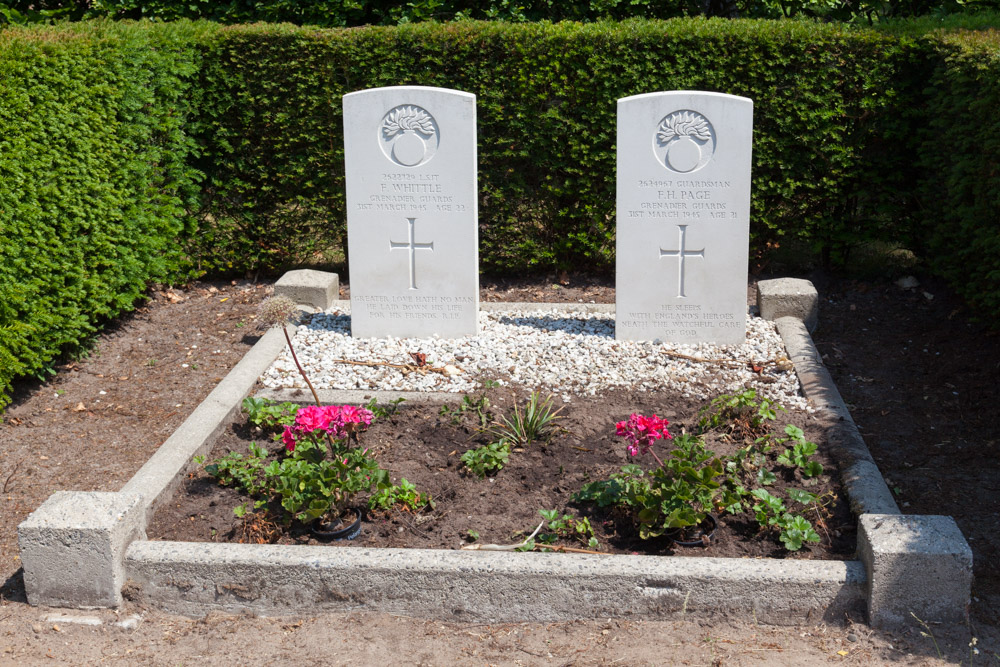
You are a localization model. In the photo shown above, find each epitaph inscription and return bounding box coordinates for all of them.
[344,86,479,338]
[616,92,753,344]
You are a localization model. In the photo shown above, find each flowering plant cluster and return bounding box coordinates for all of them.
[576,413,738,540]
[575,398,825,551]
[206,401,394,525]
[615,413,671,459]
[282,404,374,453]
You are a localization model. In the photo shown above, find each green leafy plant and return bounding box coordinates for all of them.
[697,389,783,438]
[727,433,774,486]
[776,425,824,478]
[369,478,434,512]
[485,392,563,448]
[575,406,833,551]
[364,396,406,419]
[241,396,298,429]
[749,489,821,551]
[204,441,270,499]
[536,509,598,549]
[440,393,491,428]
[202,403,434,526]
[575,417,741,540]
[461,441,510,478]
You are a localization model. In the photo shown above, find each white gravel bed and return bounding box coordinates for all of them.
[260,307,808,410]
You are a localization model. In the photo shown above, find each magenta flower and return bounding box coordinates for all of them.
[295,405,331,432]
[616,413,671,459]
[282,426,296,452]
[284,404,376,451]
[340,405,373,427]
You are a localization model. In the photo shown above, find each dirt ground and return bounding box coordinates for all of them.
[151,388,854,560]
[0,271,997,665]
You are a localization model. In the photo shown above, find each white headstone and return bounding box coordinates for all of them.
[344,86,478,338]
[615,91,753,344]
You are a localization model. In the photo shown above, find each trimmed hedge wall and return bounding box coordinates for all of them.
[0,18,998,409]
[0,21,207,405]
[187,19,909,273]
[914,29,1000,317]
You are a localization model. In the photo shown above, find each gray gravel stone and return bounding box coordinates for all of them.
[261,307,808,410]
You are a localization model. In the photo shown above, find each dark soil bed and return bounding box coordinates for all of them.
[149,385,856,560]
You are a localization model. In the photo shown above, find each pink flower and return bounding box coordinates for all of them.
[340,405,373,426]
[616,413,671,458]
[295,405,331,432]
[282,426,296,452]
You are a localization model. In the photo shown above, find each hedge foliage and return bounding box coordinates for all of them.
[0,18,999,409]
[913,29,1000,316]
[0,21,208,406]
[10,0,999,26]
[186,19,912,273]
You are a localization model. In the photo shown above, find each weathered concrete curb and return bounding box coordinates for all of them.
[258,387,463,405]
[18,321,297,608]
[858,514,973,628]
[19,491,145,607]
[757,278,818,332]
[759,291,971,627]
[773,317,900,516]
[125,541,864,624]
[274,269,339,310]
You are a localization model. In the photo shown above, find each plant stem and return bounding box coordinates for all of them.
[648,448,666,468]
[282,325,322,407]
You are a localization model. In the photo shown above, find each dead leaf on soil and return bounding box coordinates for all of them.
[72,403,86,412]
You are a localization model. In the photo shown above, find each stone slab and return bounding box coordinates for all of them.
[18,491,145,608]
[125,541,865,624]
[858,514,972,628]
[616,91,752,344]
[758,278,819,332]
[274,269,340,310]
[344,86,478,338]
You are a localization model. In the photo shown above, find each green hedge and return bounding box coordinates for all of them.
[912,29,1000,317]
[0,21,208,407]
[1,18,999,409]
[187,19,909,273]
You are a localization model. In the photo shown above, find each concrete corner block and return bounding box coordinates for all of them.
[274,269,339,310]
[18,491,146,608]
[858,514,972,628]
[757,278,818,331]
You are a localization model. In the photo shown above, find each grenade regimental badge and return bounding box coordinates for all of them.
[653,110,716,174]
[379,105,440,167]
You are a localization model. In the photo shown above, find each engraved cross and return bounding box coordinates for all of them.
[659,225,704,298]
[390,217,434,290]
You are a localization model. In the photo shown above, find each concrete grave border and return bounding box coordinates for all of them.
[18,273,971,627]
